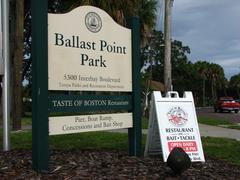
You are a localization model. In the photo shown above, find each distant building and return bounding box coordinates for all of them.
[148,80,165,92]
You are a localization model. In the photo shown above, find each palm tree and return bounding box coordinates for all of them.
[230,73,240,98]
[208,63,225,102]
[194,61,211,106]
[52,0,157,45]
[134,0,157,46]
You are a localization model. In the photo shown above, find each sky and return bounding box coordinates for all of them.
[157,0,240,79]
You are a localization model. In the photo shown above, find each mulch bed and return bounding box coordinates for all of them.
[0,149,240,179]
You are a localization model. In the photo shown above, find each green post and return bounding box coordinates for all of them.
[127,17,142,156]
[31,0,49,171]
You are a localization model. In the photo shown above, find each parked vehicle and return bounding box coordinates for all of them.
[214,97,240,113]
[236,99,240,105]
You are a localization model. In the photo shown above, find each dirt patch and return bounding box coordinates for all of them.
[0,149,240,179]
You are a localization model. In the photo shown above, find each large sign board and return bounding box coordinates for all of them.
[32,3,141,172]
[48,6,133,135]
[145,91,205,162]
[48,6,132,92]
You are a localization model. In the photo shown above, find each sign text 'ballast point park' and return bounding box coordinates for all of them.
[48,7,132,92]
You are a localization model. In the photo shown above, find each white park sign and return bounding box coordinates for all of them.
[48,6,132,92]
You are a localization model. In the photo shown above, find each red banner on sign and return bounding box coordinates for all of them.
[168,141,198,152]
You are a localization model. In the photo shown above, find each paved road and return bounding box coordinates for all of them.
[197,107,240,124]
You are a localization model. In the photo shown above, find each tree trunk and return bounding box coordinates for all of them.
[237,88,240,99]
[12,0,24,130]
[202,78,206,107]
[211,79,216,104]
[164,0,173,93]
[142,80,150,118]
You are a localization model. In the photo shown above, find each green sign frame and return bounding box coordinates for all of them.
[31,1,141,172]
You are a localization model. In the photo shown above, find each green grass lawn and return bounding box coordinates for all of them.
[3,130,144,151]
[1,115,240,166]
[202,137,240,166]
[198,116,240,130]
[1,129,240,166]
[141,117,149,129]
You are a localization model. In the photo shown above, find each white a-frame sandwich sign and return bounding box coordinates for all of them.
[144,91,205,162]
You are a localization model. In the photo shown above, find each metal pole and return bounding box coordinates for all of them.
[2,0,10,151]
[164,0,174,93]
[0,0,4,75]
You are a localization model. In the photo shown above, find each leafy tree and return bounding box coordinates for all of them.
[49,0,157,46]
[141,30,191,92]
[140,30,164,116]
[193,61,226,106]
[193,61,210,106]
[229,73,240,98]
[141,30,195,113]
[141,31,228,107]
[171,39,192,95]
[208,63,225,102]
